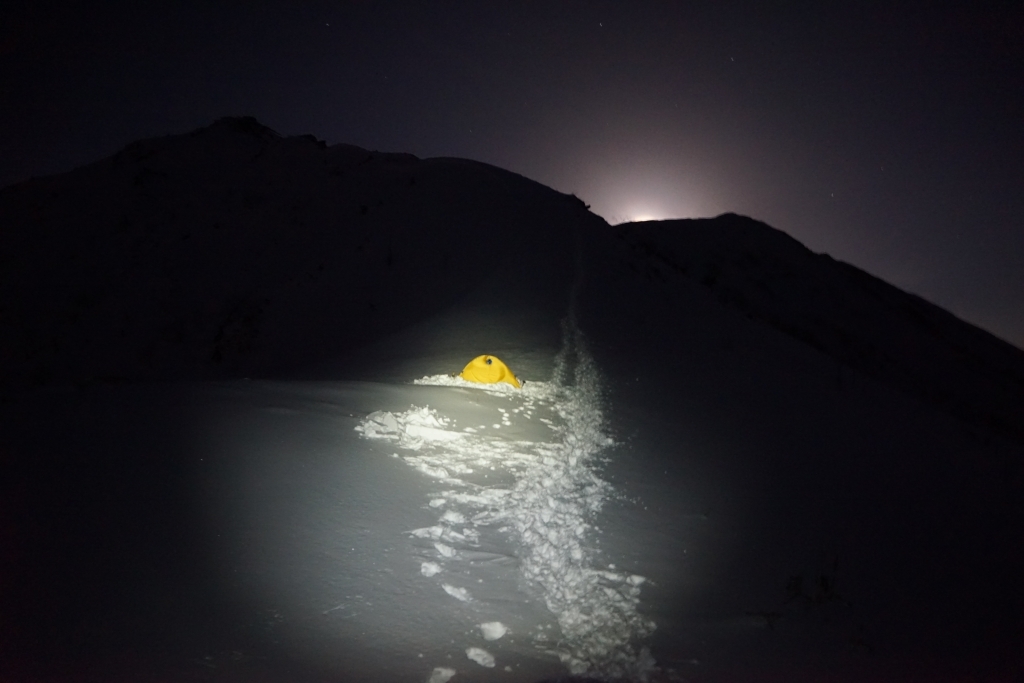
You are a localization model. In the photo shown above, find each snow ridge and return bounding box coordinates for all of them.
[356,318,655,679]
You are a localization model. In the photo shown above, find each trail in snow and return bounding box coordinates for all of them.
[356,317,655,679]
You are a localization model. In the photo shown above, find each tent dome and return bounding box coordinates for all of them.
[459,355,521,388]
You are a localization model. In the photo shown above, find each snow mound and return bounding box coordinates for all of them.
[414,372,554,400]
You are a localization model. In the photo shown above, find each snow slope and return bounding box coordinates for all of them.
[609,214,1024,445]
[1,119,1023,682]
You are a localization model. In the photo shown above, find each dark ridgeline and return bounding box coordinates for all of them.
[609,213,1024,446]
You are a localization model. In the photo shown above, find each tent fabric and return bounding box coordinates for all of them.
[458,355,521,388]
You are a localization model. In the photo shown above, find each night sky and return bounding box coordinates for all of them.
[3,1,1023,349]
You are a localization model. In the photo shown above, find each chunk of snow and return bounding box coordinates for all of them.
[410,526,443,539]
[479,621,507,640]
[420,562,441,577]
[440,510,466,524]
[414,464,450,479]
[434,542,457,557]
[441,583,471,601]
[427,667,457,683]
[465,647,495,667]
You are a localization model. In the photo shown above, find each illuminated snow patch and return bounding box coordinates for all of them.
[479,621,508,640]
[442,583,472,602]
[466,646,496,667]
[413,373,531,395]
[357,320,655,678]
[356,407,464,451]
[427,667,456,683]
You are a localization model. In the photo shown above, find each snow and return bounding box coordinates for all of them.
[2,118,1023,682]
[441,584,473,602]
[466,646,496,667]
[479,621,508,640]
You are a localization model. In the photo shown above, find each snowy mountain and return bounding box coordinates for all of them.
[1,118,1022,682]
[0,116,595,388]
[606,214,1024,446]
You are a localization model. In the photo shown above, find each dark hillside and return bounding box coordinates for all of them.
[610,213,1024,445]
[0,117,596,388]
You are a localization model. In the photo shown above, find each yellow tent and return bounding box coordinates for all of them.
[459,355,521,388]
